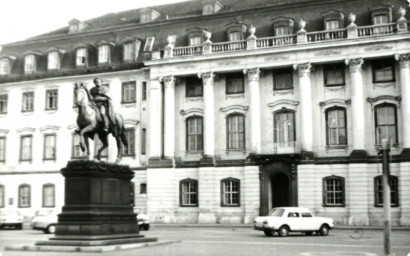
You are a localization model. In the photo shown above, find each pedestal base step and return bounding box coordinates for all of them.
[5,240,178,253]
[38,236,157,246]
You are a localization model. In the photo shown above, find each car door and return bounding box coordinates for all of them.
[286,211,302,231]
[300,211,317,231]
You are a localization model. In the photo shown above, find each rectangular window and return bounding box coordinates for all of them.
[122,81,136,103]
[274,111,295,147]
[0,58,9,75]
[22,92,34,112]
[226,73,244,94]
[94,135,108,158]
[143,37,155,52]
[323,177,345,206]
[24,55,35,74]
[227,115,245,149]
[0,185,4,208]
[275,26,290,36]
[76,48,87,66]
[373,14,388,25]
[190,36,202,46]
[325,20,340,30]
[20,135,32,161]
[42,184,55,207]
[186,76,203,97]
[374,176,399,207]
[47,51,59,70]
[72,133,86,158]
[375,105,397,144]
[19,185,30,208]
[372,59,395,83]
[45,89,58,110]
[0,137,5,162]
[273,69,293,90]
[187,117,203,152]
[141,128,146,155]
[140,183,147,194]
[180,179,198,206]
[326,108,347,146]
[98,45,110,63]
[324,63,345,86]
[0,94,7,113]
[142,82,147,101]
[123,42,135,61]
[221,179,240,206]
[122,129,135,156]
[229,32,242,41]
[44,134,56,160]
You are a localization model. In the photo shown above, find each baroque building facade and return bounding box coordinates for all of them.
[0,0,410,226]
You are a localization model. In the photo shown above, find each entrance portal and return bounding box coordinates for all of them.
[271,173,290,208]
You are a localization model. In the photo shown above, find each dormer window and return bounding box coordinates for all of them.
[229,32,242,41]
[226,23,247,41]
[0,58,10,76]
[190,36,202,46]
[373,14,388,25]
[98,45,110,64]
[139,8,160,23]
[123,40,141,62]
[202,0,223,15]
[47,51,59,70]
[321,10,344,30]
[76,47,87,67]
[68,19,88,33]
[24,54,36,74]
[187,28,207,46]
[272,17,294,36]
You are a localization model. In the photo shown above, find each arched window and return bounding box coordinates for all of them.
[325,107,347,146]
[322,176,345,207]
[274,109,295,147]
[186,116,203,152]
[374,175,399,207]
[180,179,198,207]
[221,178,240,207]
[42,184,55,207]
[18,184,31,208]
[374,103,398,145]
[227,114,245,149]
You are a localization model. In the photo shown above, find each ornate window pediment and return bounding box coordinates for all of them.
[220,105,248,116]
[370,4,392,24]
[180,108,204,118]
[272,17,294,36]
[226,22,247,41]
[321,10,344,30]
[187,27,208,46]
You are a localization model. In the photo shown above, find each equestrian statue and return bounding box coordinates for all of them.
[74,78,128,163]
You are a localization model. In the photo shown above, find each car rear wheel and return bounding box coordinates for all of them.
[319,224,329,236]
[46,225,56,234]
[278,226,289,237]
[263,230,274,237]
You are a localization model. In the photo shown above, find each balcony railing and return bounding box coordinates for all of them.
[257,34,297,48]
[173,45,202,57]
[307,28,347,42]
[212,40,246,53]
[357,23,395,37]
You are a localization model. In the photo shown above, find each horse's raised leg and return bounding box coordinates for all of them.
[80,125,94,160]
[115,135,123,164]
[97,132,108,161]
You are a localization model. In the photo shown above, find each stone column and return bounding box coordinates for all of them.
[244,68,261,154]
[294,63,313,155]
[345,58,367,159]
[162,75,176,160]
[149,78,163,161]
[199,72,215,164]
[396,54,410,159]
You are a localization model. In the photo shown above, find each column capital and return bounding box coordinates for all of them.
[395,54,410,69]
[198,72,215,84]
[243,67,260,82]
[293,63,312,77]
[149,77,162,90]
[160,75,176,89]
[345,58,364,73]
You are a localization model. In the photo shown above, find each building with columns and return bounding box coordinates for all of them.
[1,0,410,226]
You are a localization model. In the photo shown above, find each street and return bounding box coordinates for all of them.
[0,226,409,256]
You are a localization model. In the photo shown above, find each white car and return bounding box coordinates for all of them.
[254,207,334,237]
[31,210,59,234]
[0,210,23,230]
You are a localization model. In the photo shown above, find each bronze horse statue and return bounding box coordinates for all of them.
[73,82,128,163]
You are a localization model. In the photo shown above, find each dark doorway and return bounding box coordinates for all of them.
[271,173,290,208]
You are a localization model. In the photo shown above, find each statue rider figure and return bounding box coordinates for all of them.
[90,77,113,133]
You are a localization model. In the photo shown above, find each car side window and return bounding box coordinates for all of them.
[301,212,312,217]
[287,212,300,218]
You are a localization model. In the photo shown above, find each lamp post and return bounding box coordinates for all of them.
[380,139,392,256]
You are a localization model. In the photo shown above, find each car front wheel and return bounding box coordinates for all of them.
[278,226,289,237]
[319,224,329,236]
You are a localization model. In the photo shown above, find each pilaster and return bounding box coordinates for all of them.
[244,67,261,154]
[162,75,176,160]
[148,78,163,162]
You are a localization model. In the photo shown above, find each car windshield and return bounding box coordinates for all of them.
[269,208,285,217]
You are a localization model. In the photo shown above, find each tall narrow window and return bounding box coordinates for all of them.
[142,82,147,101]
[324,63,345,86]
[226,73,244,94]
[180,179,198,206]
[122,81,136,103]
[375,104,398,145]
[94,135,108,158]
[45,89,58,110]
[0,58,10,75]
[326,107,347,146]
[98,45,110,63]
[140,183,147,194]
[323,176,345,207]
[20,135,32,161]
[0,94,7,113]
[44,134,56,160]
[372,59,395,83]
[24,54,35,74]
[186,76,203,97]
[18,184,30,208]
[221,178,240,206]
[0,185,4,208]
[47,51,59,70]
[374,175,399,207]
[186,116,203,152]
[123,42,135,61]
[274,110,295,147]
[22,92,34,112]
[42,184,55,207]
[227,114,245,149]
[72,133,86,158]
[0,137,5,162]
[273,68,293,90]
[76,48,87,66]
[122,129,135,156]
[141,128,146,155]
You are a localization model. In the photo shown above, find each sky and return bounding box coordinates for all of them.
[0,0,191,46]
